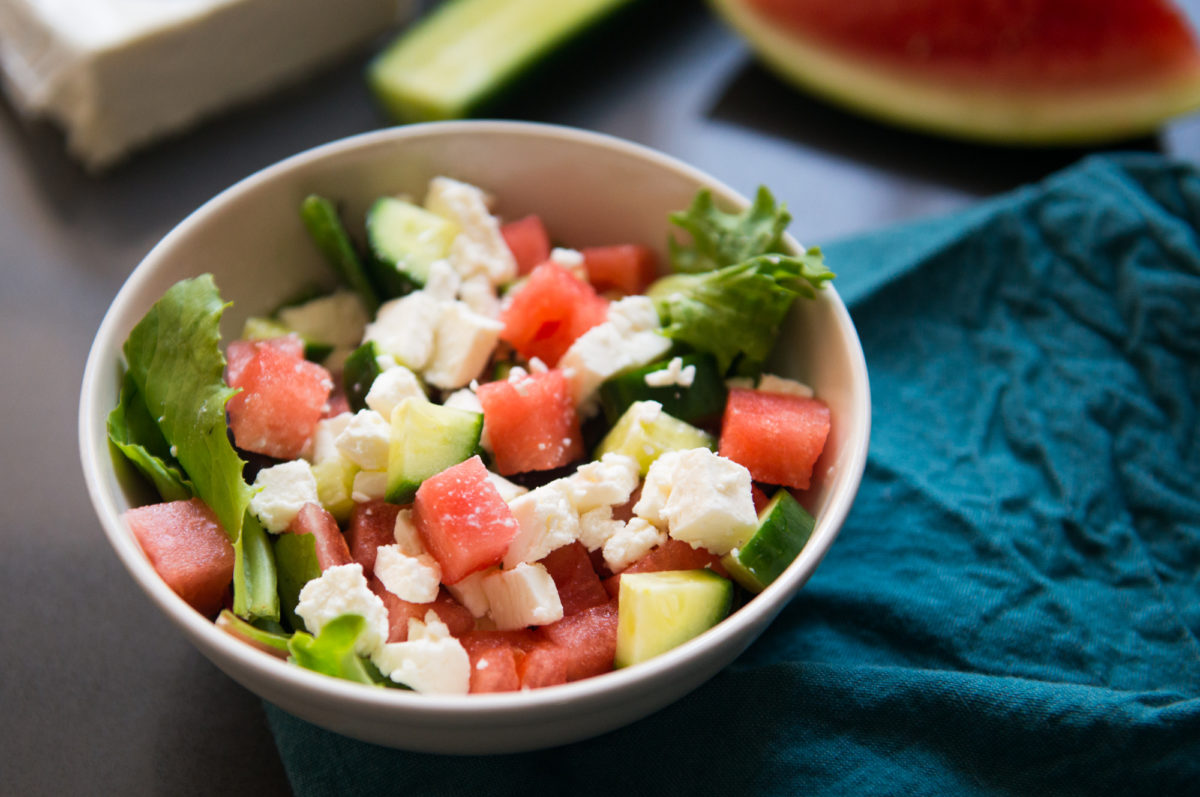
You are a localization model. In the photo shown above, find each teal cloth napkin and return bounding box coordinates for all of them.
[265,153,1200,795]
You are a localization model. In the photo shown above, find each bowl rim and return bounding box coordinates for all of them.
[78,119,871,719]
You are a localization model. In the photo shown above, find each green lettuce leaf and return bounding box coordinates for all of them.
[287,614,388,686]
[107,372,193,502]
[668,186,792,274]
[648,250,835,376]
[232,511,279,623]
[121,275,252,540]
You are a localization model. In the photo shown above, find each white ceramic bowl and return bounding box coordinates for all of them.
[79,121,870,754]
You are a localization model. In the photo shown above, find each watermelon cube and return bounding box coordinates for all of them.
[501,215,551,276]
[345,500,401,576]
[226,337,333,460]
[225,336,304,386]
[538,599,619,682]
[124,498,235,616]
[719,388,831,490]
[286,502,352,571]
[370,578,475,642]
[582,245,657,295]
[517,643,569,689]
[499,262,608,366]
[476,370,584,475]
[413,456,520,584]
[538,541,608,616]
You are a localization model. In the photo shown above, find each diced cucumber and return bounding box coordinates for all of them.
[615,570,733,668]
[598,353,727,425]
[366,196,459,298]
[342,341,384,413]
[274,532,322,633]
[721,489,815,593]
[594,400,714,475]
[386,397,483,504]
[299,195,380,313]
[313,458,358,523]
[368,0,638,122]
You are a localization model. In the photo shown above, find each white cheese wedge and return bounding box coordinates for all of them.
[0,0,412,169]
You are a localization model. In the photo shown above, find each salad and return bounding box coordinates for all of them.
[110,177,835,694]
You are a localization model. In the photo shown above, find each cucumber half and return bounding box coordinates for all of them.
[722,489,815,593]
[368,0,638,122]
[366,196,459,298]
[615,569,733,668]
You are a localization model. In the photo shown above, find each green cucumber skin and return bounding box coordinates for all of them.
[368,0,640,123]
[365,198,427,300]
[299,195,380,314]
[342,342,383,414]
[386,405,484,505]
[737,490,815,589]
[599,353,727,425]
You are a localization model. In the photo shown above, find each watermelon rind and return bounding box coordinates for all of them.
[708,0,1200,145]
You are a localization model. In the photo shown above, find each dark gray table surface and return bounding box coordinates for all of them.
[3,5,1199,795]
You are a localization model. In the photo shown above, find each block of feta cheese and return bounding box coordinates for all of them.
[249,459,318,532]
[481,563,563,630]
[0,0,412,170]
[634,448,758,556]
[295,563,389,655]
[371,611,470,694]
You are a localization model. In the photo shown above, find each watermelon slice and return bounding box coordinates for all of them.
[286,503,353,571]
[711,0,1200,144]
[476,369,584,475]
[345,500,401,576]
[718,388,831,491]
[124,498,236,616]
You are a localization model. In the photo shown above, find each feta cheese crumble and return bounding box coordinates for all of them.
[644,356,696,388]
[634,448,758,555]
[481,563,564,630]
[295,563,388,655]
[374,545,442,604]
[334,409,391,471]
[249,460,318,532]
[371,612,471,694]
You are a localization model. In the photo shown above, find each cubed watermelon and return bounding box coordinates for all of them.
[370,577,475,642]
[499,262,608,366]
[582,245,657,295]
[345,500,400,576]
[476,370,584,475]
[537,599,618,681]
[517,643,569,689]
[468,645,522,693]
[602,538,728,598]
[225,336,304,386]
[124,498,235,616]
[501,215,551,276]
[719,388,831,490]
[226,338,333,460]
[286,502,352,571]
[538,541,608,616]
[413,456,520,584]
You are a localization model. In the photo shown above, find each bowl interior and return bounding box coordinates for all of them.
[79,121,870,752]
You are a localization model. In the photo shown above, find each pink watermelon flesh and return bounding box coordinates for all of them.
[748,0,1200,89]
[719,388,831,491]
[124,498,235,616]
[225,338,332,460]
[537,541,609,616]
[287,503,352,571]
[370,577,475,642]
[345,500,401,576]
[413,455,520,584]
[537,599,619,682]
[477,369,584,475]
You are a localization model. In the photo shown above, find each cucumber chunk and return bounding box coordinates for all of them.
[598,353,727,425]
[299,195,380,313]
[594,400,714,475]
[366,196,459,298]
[342,341,384,413]
[368,0,638,122]
[721,489,815,593]
[386,397,483,504]
[615,570,733,668]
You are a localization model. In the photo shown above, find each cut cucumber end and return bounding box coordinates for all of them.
[722,489,815,593]
[614,569,733,668]
[386,398,483,504]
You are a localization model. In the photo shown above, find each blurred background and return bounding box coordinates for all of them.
[2,0,1199,793]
